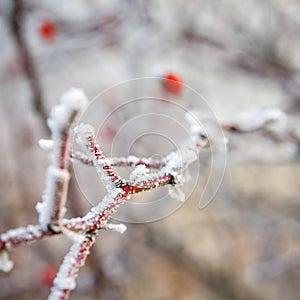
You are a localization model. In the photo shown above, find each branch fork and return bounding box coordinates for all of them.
[0,88,208,300]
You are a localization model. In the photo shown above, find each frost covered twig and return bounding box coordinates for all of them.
[48,233,96,300]
[70,150,164,169]
[222,108,300,144]
[36,88,88,231]
[0,224,55,250]
[0,88,208,300]
[75,123,124,189]
[3,88,298,299]
[220,108,300,163]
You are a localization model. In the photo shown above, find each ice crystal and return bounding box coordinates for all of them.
[0,251,13,272]
[74,123,95,148]
[168,185,186,202]
[129,164,149,183]
[105,223,127,234]
[38,139,54,151]
[36,166,70,227]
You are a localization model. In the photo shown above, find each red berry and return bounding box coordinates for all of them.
[38,19,57,41]
[40,264,58,286]
[102,124,117,140]
[162,72,184,95]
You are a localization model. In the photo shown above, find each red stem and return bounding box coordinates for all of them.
[70,150,164,169]
[48,234,96,300]
[87,136,123,187]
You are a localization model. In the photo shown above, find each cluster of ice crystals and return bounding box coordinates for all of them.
[47,88,87,132]
[232,108,287,131]
[185,111,203,135]
[129,164,149,183]
[1,225,43,250]
[168,185,186,202]
[105,223,127,234]
[92,188,125,215]
[36,167,70,227]
[50,243,82,294]
[74,123,95,148]
[0,251,13,272]
[38,139,54,151]
[60,88,88,111]
[127,155,139,165]
[94,158,115,186]
[48,89,87,131]
[162,151,186,185]
[159,113,206,202]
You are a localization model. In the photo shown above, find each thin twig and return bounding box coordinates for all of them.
[48,234,96,300]
[10,0,48,130]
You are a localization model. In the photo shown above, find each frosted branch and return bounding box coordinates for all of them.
[36,88,88,230]
[0,224,55,250]
[70,150,164,169]
[48,234,96,300]
[2,87,298,300]
[75,123,124,189]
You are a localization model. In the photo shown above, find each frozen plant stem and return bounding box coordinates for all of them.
[0,88,208,300]
[36,88,88,231]
[48,234,96,300]
[70,150,164,169]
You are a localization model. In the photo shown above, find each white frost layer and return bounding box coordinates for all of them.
[1,225,42,249]
[36,166,70,227]
[47,88,88,132]
[105,223,127,234]
[60,88,88,111]
[185,111,203,136]
[52,242,81,292]
[129,164,149,183]
[38,139,54,151]
[92,188,125,214]
[168,186,186,202]
[232,108,287,131]
[0,251,13,272]
[74,123,95,147]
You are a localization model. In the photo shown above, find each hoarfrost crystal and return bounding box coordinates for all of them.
[0,251,13,272]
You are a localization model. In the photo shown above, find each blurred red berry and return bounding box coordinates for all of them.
[162,72,184,95]
[38,20,57,41]
[102,123,117,140]
[40,264,58,286]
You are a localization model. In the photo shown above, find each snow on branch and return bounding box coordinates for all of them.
[222,108,287,133]
[220,108,300,163]
[75,123,124,189]
[70,150,164,169]
[1,88,299,300]
[48,234,96,300]
[104,223,127,234]
[36,88,88,231]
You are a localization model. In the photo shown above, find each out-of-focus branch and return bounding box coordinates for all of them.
[10,0,48,130]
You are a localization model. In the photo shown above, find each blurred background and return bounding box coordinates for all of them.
[1,0,300,299]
